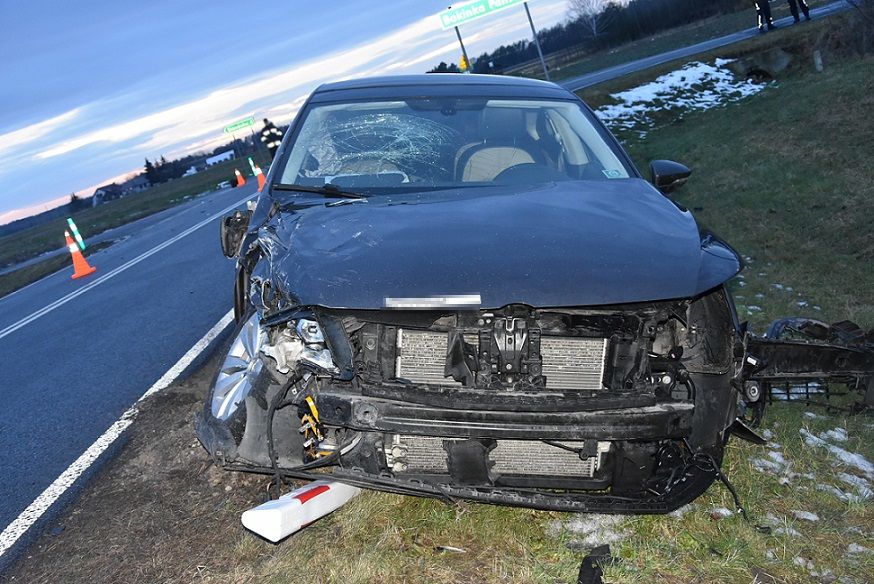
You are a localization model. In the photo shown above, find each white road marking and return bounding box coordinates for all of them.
[0,309,235,558]
[0,195,249,341]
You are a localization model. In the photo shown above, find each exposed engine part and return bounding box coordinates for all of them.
[260,319,337,374]
[744,381,761,402]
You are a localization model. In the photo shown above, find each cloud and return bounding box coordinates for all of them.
[0,108,82,157]
[33,1,568,163]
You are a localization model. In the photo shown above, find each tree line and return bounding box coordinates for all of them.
[429,0,746,74]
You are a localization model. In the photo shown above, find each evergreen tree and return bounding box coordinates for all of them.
[144,158,158,185]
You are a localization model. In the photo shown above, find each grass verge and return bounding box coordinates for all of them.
[528,0,832,82]
[618,56,874,332]
[0,153,269,270]
[0,241,112,298]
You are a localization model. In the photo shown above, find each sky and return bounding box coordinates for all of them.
[0,0,572,225]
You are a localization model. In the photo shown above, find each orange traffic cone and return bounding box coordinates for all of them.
[255,165,266,192]
[65,230,96,280]
[234,169,246,187]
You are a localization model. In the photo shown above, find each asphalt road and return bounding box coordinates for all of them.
[0,183,255,564]
[559,0,850,92]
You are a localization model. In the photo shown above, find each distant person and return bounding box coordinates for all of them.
[260,118,284,159]
[755,1,777,32]
[788,0,811,23]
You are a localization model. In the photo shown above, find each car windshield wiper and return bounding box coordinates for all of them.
[272,183,366,199]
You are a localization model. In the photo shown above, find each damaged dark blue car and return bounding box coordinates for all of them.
[196,75,874,513]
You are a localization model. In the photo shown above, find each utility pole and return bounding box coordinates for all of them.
[454,26,471,73]
[524,2,550,81]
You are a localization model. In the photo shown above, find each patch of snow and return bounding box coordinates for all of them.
[822,428,848,442]
[813,306,822,311]
[547,513,627,547]
[755,293,766,299]
[767,450,788,465]
[772,283,784,290]
[800,428,874,478]
[846,543,871,555]
[837,473,873,499]
[714,57,735,67]
[790,510,819,522]
[710,506,734,518]
[762,429,774,440]
[775,526,801,537]
[747,305,762,312]
[797,301,809,308]
[765,549,776,560]
[817,484,852,501]
[752,457,784,474]
[594,60,766,136]
[669,503,695,519]
[803,412,823,419]
[737,281,746,288]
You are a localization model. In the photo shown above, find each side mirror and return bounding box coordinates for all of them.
[650,160,692,195]
[220,210,250,258]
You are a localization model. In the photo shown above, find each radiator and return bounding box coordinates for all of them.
[395,329,607,390]
[385,435,610,477]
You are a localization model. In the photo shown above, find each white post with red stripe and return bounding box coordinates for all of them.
[241,480,361,542]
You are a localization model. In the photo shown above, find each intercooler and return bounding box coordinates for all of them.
[395,329,607,390]
[385,435,611,477]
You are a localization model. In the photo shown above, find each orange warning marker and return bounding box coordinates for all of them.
[255,165,266,192]
[234,169,246,187]
[65,230,96,280]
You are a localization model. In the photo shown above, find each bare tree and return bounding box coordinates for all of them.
[569,0,616,38]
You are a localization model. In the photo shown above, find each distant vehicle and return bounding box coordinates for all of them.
[197,75,874,513]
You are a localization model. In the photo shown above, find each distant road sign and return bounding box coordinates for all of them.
[439,0,527,30]
[224,117,255,134]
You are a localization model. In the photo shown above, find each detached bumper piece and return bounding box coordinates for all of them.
[241,480,361,542]
[745,318,874,408]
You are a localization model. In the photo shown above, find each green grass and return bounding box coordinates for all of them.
[0,153,269,270]
[523,0,833,82]
[618,56,874,332]
[0,240,112,298]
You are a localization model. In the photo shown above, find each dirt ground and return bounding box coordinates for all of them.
[0,346,284,584]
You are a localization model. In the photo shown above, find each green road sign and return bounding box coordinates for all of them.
[439,0,527,30]
[223,116,255,134]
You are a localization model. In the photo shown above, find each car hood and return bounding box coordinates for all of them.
[253,179,741,310]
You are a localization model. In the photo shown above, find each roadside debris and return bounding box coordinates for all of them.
[240,480,361,542]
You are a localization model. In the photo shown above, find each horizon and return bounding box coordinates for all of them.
[0,0,569,226]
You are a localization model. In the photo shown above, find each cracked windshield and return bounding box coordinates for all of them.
[279,98,630,192]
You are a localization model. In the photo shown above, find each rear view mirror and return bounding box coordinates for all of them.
[650,160,692,195]
[220,210,250,258]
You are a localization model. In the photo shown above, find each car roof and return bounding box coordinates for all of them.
[310,74,575,102]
